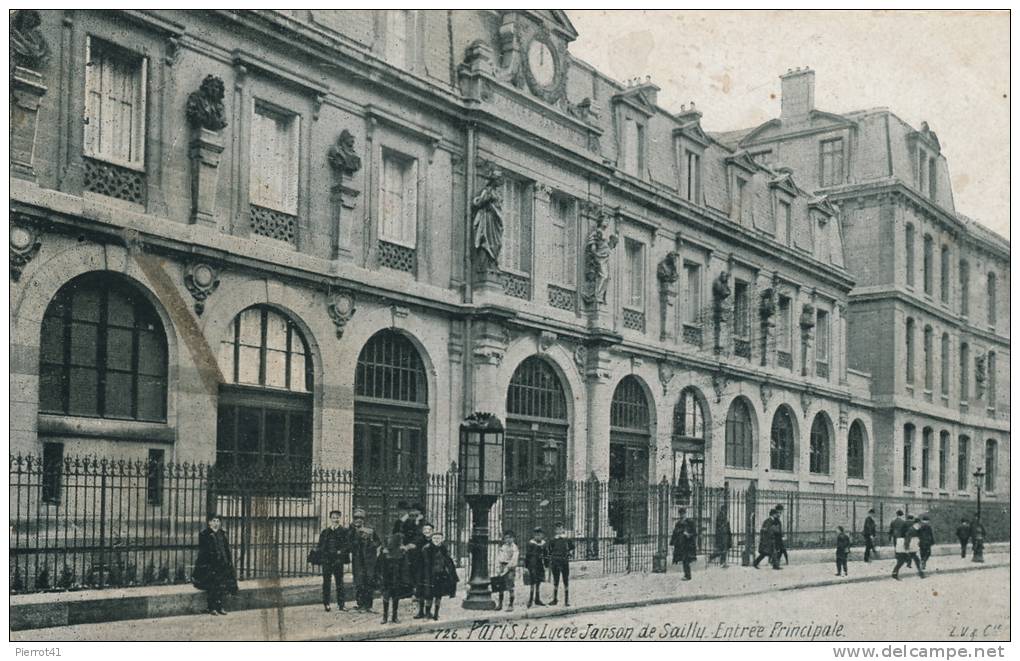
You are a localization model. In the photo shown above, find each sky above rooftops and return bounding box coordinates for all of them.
[568,10,1009,240]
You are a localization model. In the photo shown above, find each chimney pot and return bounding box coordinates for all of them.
[780,67,815,121]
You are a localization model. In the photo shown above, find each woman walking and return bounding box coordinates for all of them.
[193,514,238,615]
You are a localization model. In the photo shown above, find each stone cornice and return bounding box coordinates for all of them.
[848,288,1009,347]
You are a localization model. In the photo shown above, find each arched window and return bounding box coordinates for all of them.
[940,245,951,303]
[921,427,933,488]
[724,398,754,469]
[985,439,998,492]
[673,387,705,442]
[847,420,865,479]
[610,376,651,483]
[769,405,796,471]
[903,423,915,487]
[905,318,916,384]
[923,325,933,391]
[353,330,428,481]
[40,273,168,421]
[923,234,933,294]
[904,224,915,287]
[940,333,950,396]
[987,272,997,325]
[217,306,313,477]
[505,356,568,487]
[809,413,831,474]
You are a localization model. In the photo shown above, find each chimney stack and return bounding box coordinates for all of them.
[779,67,815,121]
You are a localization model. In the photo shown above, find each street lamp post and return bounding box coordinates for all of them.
[972,466,985,563]
[459,412,504,610]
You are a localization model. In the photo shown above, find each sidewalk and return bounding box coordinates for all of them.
[12,547,1007,642]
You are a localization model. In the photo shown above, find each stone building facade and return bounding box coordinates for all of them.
[24,9,1000,511]
[715,68,1010,500]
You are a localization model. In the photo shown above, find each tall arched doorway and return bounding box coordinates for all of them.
[353,330,429,516]
[609,376,652,538]
[672,387,708,504]
[504,356,570,536]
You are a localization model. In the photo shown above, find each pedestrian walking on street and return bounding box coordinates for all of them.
[317,509,350,612]
[892,516,925,579]
[889,510,910,580]
[904,515,916,567]
[971,517,986,563]
[410,520,432,619]
[192,514,238,616]
[494,530,519,612]
[709,505,732,568]
[956,518,971,558]
[376,532,411,624]
[863,508,878,562]
[350,508,381,612]
[525,527,549,607]
[774,505,789,565]
[752,509,776,569]
[917,514,935,570]
[671,507,698,580]
[422,531,457,620]
[548,524,575,606]
[835,526,851,576]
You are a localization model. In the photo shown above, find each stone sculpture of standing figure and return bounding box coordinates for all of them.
[472,168,504,273]
[583,216,618,305]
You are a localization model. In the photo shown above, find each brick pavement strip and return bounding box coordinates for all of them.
[11,551,1007,642]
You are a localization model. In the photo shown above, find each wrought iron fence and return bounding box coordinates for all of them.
[9,453,1010,594]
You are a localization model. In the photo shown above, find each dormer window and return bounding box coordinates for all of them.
[674,112,709,204]
[613,83,656,179]
[621,116,645,176]
[733,177,749,224]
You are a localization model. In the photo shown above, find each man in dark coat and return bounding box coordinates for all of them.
[317,509,350,611]
[917,515,935,570]
[411,521,433,619]
[956,518,971,558]
[753,510,775,569]
[863,509,878,562]
[349,507,381,611]
[674,508,698,580]
[835,526,851,576]
[709,505,733,568]
[888,509,908,578]
[193,514,237,616]
[893,515,924,579]
[421,531,457,620]
[773,505,788,565]
[548,524,575,606]
[525,527,549,608]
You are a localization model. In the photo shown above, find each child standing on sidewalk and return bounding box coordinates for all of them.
[548,524,575,606]
[422,531,457,620]
[525,526,549,608]
[494,530,519,612]
[376,532,409,624]
[835,526,851,576]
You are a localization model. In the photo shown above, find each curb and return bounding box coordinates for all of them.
[322,559,1007,642]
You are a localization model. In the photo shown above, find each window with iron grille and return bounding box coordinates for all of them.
[507,356,566,422]
[611,376,650,433]
[957,436,969,491]
[903,424,914,487]
[610,376,651,491]
[809,413,831,474]
[770,405,796,471]
[921,427,932,487]
[506,356,568,489]
[42,442,64,504]
[819,137,843,187]
[673,388,705,443]
[84,37,147,171]
[847,421,865,479]
[724,398,754,469]
[219,306,311,392]
[39,273,168,422]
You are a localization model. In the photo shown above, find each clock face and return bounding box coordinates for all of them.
[528,39,556,87]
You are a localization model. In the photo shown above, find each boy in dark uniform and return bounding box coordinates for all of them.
[525,526,549,608]
[422,530,457,620]
[863,509,878,562]
[317,509,349,611]
[412,522,433,619]
[349,507,381,611]
[956,518,971,558]
[835,526,850,576]
[918,515,935,570]
[548,524,575,606]
[376,532,410,624]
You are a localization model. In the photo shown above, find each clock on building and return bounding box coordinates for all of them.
[527,38,556,87]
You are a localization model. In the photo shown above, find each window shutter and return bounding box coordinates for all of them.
[84,38,99,157]
[284,114,299,214]
[402,158,417,246]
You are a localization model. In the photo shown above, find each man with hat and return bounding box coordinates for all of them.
[862,508,878,562]
[917,514,935,571]
[955,517,971,558]
[672,507,698,580]
[888,509,909,579]
[349,507,381,611]
[753,509,776,569]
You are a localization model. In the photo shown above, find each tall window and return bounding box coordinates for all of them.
[928,156,937,199]
[940,332,950,396]
[957,436,969,491]
[987,351,997,409]
[384,10,414,69]
[724,398,754,469]
[905,318,916,384]
[776,199,792,245]
[985,439,997,492]
[733,177,749,223]
[84,37,147,169]
[624,239,645,309]
[505,356,568,488]
[819,138,844,187]
[986,272,997,326]
[922,234,933,295]
[379,151,418,247]
[609,376,652,484]
[621,117,644,176]
[809,413,831,474]
[938,431,949,490]
[685,263,702,324]
[847,420,865,479]
[217,306,313,477]
[685,150,701,202]
[816,309,830,365]
[733,280,750,338]
[674,388,705,442]
[501,177,533,273]
[959,259,969,315]
[550,195,577,287]
[777,296,792,354]
[923,325,933,391]
[250,103,300,215]
[904,224,916,287]
[940,245,950,303]
[40,273,168,421]
[921,427,932,488]
[770,406,796,471]
[959,342,970,401]
[903,423,915,487]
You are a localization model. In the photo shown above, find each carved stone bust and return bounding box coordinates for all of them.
[185,75,228,132]
[328,130,362,178]
[10,10,49,71]
[800,303,816,329]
